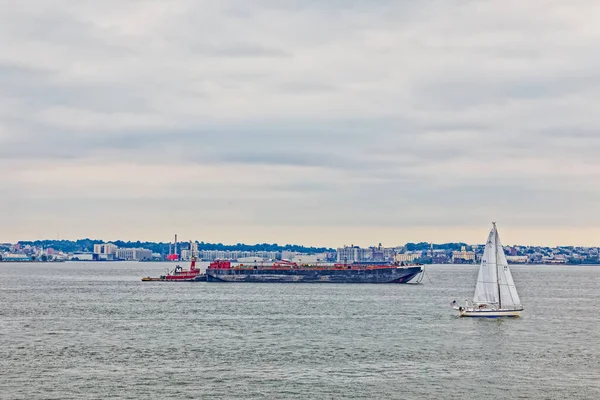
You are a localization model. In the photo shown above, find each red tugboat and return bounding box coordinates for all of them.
[141,242,206,282]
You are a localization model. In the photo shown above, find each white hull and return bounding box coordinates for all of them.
[459,308,522,318]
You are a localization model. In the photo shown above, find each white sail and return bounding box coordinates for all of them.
[495,228,522,309]
[472,222,522,309]
[472,226,500,305]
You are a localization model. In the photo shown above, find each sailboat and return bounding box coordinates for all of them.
[455,222,523,318]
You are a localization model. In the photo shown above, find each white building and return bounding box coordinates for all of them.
[237,256,267,263]
[93,243,117,256]
[1,253,30,261]
[281,250,297,261]
[71,252,94,261]
[290,254,326,264]
[337,246,361,263]
[336,246,381,263]
[115,248,152,261]
[395,252,422,262]
[180,249,191,261]
[506,255,528,264]
[181,242,199,261]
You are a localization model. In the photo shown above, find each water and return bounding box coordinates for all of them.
[1,262,599,399]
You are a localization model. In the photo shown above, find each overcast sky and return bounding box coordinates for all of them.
[1,0,600,247]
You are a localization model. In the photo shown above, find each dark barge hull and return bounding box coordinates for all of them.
[206,266,423,283]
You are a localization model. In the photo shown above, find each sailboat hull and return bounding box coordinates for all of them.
[459,309,522,318]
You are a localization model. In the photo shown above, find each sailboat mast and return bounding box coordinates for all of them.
[494,223,502,309]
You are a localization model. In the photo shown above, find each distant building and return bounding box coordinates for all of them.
[544,257,567,264]
[180,249,191,261]
[337,246,373,263]
[115,248,152,261]
[93,243,117,254]
[452,246,476,263]
[281,250,297,261]
[237,256,267,263]
[1,253,31,262]
[290,254,325,264]
[70,252,94,261]
[115,248,131,261]
[180,242,199,261]
[200,250,230,260]
[50,253,67,262]
[324,251,338,262]
[432,250,450,264]
[93,243,117,260]
[337,246,359,263]
[506,255,528,264]
[255,251,279,260]
[135,248,152,261]
[395,253,422,262]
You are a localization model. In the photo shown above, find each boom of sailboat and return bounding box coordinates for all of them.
[453,222,524,318]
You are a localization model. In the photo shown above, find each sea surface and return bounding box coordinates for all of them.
[1,262,599,399]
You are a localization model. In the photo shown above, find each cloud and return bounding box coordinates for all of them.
[1,0,600,245]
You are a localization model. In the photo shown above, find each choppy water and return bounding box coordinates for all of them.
[1,262,599,399]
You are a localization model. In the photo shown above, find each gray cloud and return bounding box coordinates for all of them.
[1,0,600,245]
[192,43,291,58]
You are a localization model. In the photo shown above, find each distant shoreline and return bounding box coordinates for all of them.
[2,260,600,267]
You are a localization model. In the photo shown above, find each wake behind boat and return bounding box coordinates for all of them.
[454,222,523,318]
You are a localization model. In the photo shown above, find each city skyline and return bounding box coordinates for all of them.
[4,236,598,265]
[5,224,600,248]
[2,1,600,246]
